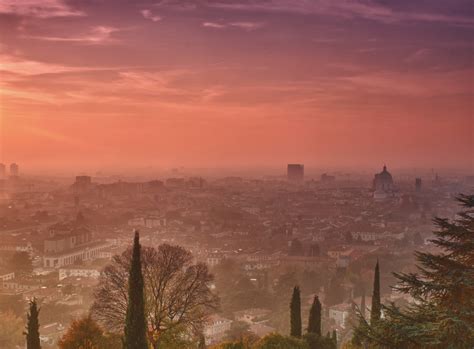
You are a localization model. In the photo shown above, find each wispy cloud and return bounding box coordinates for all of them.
[24,26,120,44]
[0,0,83,18]
[140,9,162,22]
[0,54,83,76]
[206,0,474,26]
[202,21,264,31]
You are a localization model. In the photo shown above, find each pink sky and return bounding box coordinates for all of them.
[0,0,472,171]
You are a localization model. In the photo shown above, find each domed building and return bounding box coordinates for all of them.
[373,165,394,200]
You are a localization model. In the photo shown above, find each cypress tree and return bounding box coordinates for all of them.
[307,295,322,336]
[370,260,381,324]
[360,287,366,320]
[290,286,302,337]
[123,231,148,349]
[331,330,337,347]
[25,298,41,349]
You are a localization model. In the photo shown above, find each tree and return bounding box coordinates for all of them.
[331,330,337,347]
[91,240,218,348]
[0,311,23,348]
[58,316,120,349]
[307,295,321,336]
[290,286,302,338]
[25,298,41,349]
[326,274,345,307]
[370,260,381,324]
[304,333,335,349]
[255,333,309,349]
[123,231,148,349]
[355,195,474,348]
[9,251,33,276]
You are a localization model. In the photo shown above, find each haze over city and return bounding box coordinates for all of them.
[0,1,473,349]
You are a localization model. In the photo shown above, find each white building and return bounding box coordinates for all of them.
[204,315,232,345]
[59,268,101,280]
[43,241,113,268]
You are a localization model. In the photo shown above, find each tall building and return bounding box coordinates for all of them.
[415,178,422,192]
[0,163,5,179]
[373,165,394,200]
[287,164,304,182]
[9,163,19,177]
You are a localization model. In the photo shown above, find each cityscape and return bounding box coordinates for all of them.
[0,0,473,348]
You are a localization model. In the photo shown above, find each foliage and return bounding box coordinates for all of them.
[211,335,259,349]
[290,286,302,338]
[370,260,381,324]
[0,311,24,348]
[307,296,321,336]
[325,276,344,307]
[58,316,121,349]
[254,333,309,349]
[91,239,218,348]
[25,298,41,349]
[123,231,148,349]
[354,195,474,348]
[303,333,336,349]
[9,251,33,275]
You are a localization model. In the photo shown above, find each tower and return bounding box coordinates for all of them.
[287,164,304,182]
[415,178,422,192]
[10,163,19,177]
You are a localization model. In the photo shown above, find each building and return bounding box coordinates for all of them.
[287,164,304,182]
[204,315,232,345]
[373,165,394,200]
[415,178,422,192]
[72,175,93,193]
[10,163,19,177]
[329,303,351,328]
[321,173,335,183]
[43,241,113,268]
[59,268,101,280]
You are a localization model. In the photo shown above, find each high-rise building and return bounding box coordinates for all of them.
[415,178,422,192]
[287,164,304,182]
[10,163,19,177]
[0,163,5,179]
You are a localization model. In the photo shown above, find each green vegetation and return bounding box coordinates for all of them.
[290,286,302,338]
[25,298,41,349]
[123,231,148,349]
[353,195,474,348]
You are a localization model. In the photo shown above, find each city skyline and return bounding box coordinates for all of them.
[0,0,473,170]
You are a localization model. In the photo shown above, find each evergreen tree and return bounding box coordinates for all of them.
[307,295,322,336]
[331,330,337,347]
[25,298,41,349]
[354,195,474,348]
[290,286,302,338]
[360,288,366,320]
[370,260,381,324]
[123,231,148,349]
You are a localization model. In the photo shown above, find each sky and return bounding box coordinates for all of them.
[0,0,473,173]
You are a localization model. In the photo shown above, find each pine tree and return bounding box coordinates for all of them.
[123,231,148,349]
[25,298,41,349]
[370,260,381,324]
[290,286,302,338]
[307,295,322,336]
[354,195,474,348]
